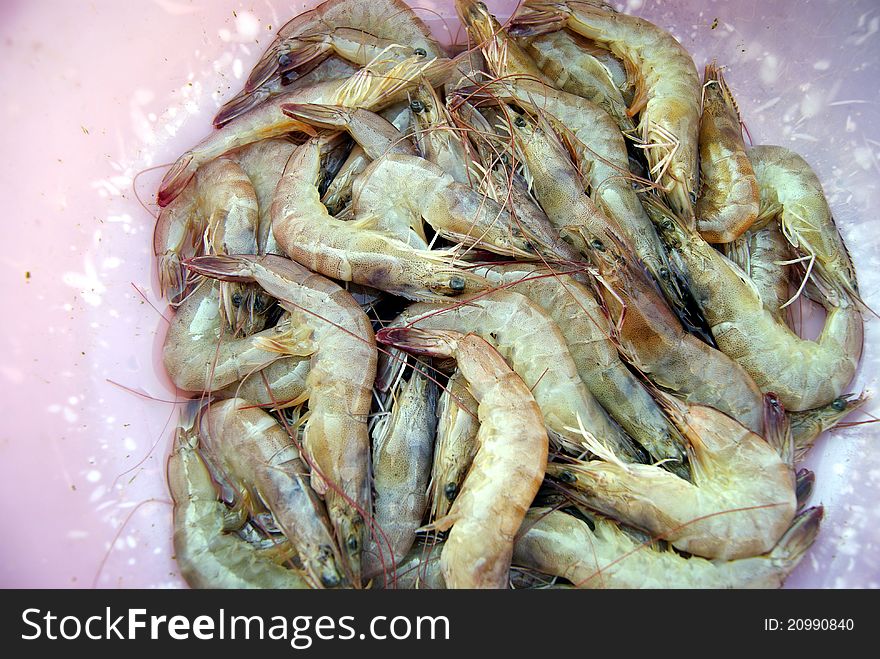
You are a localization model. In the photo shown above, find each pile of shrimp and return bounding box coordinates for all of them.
[156,0,869,589]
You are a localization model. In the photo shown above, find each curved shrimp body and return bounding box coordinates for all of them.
[475,263,688,471]
[790,392,869,461]
[724,222,791,325]
[158,53,453,207]
[512,1,701,221]
[168,427,309,589]
[154,156,259,317]
[515,506,822,588]
[366,369,438,576]
[354,152,536,258]
[214,56,359,129]
[215,356,311,410]
[696,63,759,243]
[378,290,644,462]
[198,399,344,588]
[184,254,378,585]
[550,398,797,560]
[244,0,443,102]
[401,332,548,589]
[162,283,310,393]
[271,139,487,301]
[522,30,635,133]
[428,370,479,523]
[455,0,550,84]
[650,197,864,411]
[749,145,860,303]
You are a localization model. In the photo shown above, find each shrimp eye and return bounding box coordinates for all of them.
[444,482,458,501]
[767,394,781,409]
[590,238,605,251]
[278,53,292,68]
[558,470,577,484]
[514,115,527,128]
[449,276,467,292]
[832,398,848,412]
[659,266,670,280]
[662,219,674,232]
[689,191,698,204]
[410,99,426,113]
[320,573,341,588]
[346,535,359,552]
[231,291,243,307]
[253,295,267,313]
[413,47,427,57]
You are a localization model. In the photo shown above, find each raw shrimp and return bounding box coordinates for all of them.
[154,156,259,320]
[498,112,761,429]
[198,399,344,588]
[455,0,550,84]
[648,194,864,411]
[549,394,797,560]
[270,137,488,301]
[215,357,311,410]
[474,262,688,472]
[749,145,861,304]
[215,56,359,128]
[514,506,822,588]
[365,368,438,577]
[158,53,454,207]
[162,282,312,393]
[723,222,791,325]
[511,1,701,221]
[696,63,759,243]
[380,542,445,589]
[410,81,474,185]
[168,426,309,589]
[396,331,548,589]
[521,30,634,132]
[427,370,479,522]
[789,393,869,461]
[243,0,443,102]
[378,289,645,462]
[185,254,377,585]
[354,152,537,258]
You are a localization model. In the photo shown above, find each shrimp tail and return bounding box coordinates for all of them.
[246,45,288,93]
[214,88,272,128]
[277,35,327,72]
[280,102,350,129]
[158,152,197,207]
[158,252,187,302]
[795,469,815,510]
[252,321,316,358]
[768,506,823,571]
[507,4,569,37]
[184,254,255,282]
[376,327,464,358]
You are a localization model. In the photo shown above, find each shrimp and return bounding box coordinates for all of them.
[469,81,687,321]
[647,194,864,411]
[514,506,822,588]
[789,392,869,461]
[365,368,438,577]
[162,282,313,393]
[184,254,378,585]
[723,222,792,326]
[511,1,701,221]
[198,399,344,588]
[496,112,761,429]
[157,53,454,207]
[474,262,688,473]
[379,542,445,589]
[550,394,797,560]
[214,56,359,128]
[377,289,645,463]
[393,331,548,589]
[353,152,537,258]
[243,0,443,103]
[521,30,634,132]
[455,0,550,84]
[154,156,260,324]
[410,81,474,186]
[270,138,488,301]
[215,357,311,410]
[749,144,861,304]
[427,370,479,522]
[168,426,310,589]
[696,63,759,243]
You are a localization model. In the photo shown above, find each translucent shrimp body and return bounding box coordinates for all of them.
[378,289,644,462]
[185,254,378,585]
[168,427,309,589]
[515,507,822,588]
[550,398,797,560]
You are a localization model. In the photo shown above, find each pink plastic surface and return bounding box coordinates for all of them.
[1,0,878,588]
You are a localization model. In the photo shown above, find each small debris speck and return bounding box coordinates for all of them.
[25,271,31,280]
[81,125,89,135]
[710,18,718,29]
